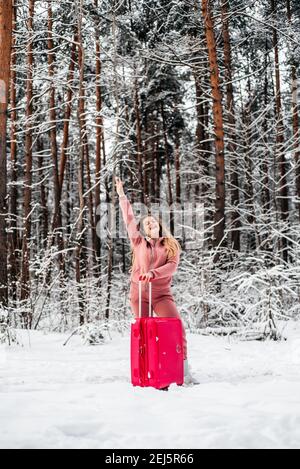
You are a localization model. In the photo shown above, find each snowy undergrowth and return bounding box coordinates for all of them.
[178,252,300,339]
[0,310,18,346]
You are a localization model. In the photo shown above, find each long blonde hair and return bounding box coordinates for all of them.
[129,214,182,273]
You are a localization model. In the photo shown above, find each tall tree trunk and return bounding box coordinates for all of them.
[193,0,209,201]
[9,1,18,304]
[133,68,144,203]
[221,0,240,251]
[175,129,181,206]
[150,118,157,202]
[0,0,13,306]
[161,102,174,235]
[59,37,76,190]
[58,35,76,283]
[287,0,300,219]
[243,91,256,252]
[75,5,96,282]
[194,74,209,196]
[143,109,150,200]
[65,157,72,240]
[155,128,161,202]
[37,138,49,250]
[104,12,120,321]
[76,153,86,326]
[20,0,35,325]
[76,0,87,325]
[94,0,103,269]
[271,0,289,262]
[175,127,184,244]
[261,37,271,216]
[47,0,64,272]
[84,132,98,269]
[201,0,226,257]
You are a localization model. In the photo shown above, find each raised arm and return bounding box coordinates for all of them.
[115,177,142,246]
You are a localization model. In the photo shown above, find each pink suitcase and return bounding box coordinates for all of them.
[131,277,184,390]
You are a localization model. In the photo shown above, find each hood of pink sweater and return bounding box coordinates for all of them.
[119,195,180,290]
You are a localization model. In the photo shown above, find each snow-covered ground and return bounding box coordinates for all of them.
[1,322,300,449]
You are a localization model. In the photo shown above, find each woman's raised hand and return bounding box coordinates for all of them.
[115,176,125,197]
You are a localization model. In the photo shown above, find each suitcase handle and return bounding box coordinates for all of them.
[138,275,153,318]
[138,275,155,282]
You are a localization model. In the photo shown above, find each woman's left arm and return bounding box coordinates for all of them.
[148,250,180,280]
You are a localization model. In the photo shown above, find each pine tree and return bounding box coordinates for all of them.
[0,0,13,307]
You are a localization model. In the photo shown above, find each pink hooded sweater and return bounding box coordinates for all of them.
[119,195,180,290]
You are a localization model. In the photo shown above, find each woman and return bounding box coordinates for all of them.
[115,177,198,385]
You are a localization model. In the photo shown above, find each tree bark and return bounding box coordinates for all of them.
[175,129,181,206]
[59,37,76,191]
[201,0,226,257]
[221,0,240,251]
[271,0,289,262]
[37,138,49,250]
[161,102,174,235]
[261,37,271,216]
[243,90,256,252]
[133,68,144,204]
[0,0,13,306]
[76,0,87,325]
[47,0,64,272]
[20,0,35,321]
[287,0,300,220]
[9,1,18,303]
[194,75,209,196]
[94,0,103,267]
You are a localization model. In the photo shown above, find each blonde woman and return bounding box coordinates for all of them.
[115,177,198,385]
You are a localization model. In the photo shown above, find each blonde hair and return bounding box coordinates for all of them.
[129,215,182,273]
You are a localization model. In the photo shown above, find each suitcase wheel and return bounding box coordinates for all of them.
[159,386,169,392]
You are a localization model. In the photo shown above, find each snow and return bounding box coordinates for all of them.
[1,322,300,449]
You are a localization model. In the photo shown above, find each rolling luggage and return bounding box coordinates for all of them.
[131,276,184,390]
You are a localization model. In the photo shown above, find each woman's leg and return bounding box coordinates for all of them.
[129,283,151,318]
[152,291,188,360]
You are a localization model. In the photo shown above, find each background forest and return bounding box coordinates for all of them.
[1,0,300,342]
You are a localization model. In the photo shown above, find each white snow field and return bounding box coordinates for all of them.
[1,321,300,449]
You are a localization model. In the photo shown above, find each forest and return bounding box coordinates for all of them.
[0,0,300,342]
